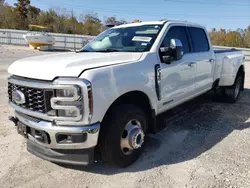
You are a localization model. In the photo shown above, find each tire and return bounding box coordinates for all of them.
[99,104,148,167]
[222,75,243,103]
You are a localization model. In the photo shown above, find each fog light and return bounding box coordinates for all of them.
[88,128,99,134]
[66,135,73,143]
[56,133,87,144]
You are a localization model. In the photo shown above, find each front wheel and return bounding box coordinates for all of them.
[99,104,148,167]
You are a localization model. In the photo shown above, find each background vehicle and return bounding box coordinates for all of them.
[23,25,55,48]
[8,20,245,167]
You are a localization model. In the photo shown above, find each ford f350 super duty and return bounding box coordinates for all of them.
[8,20,245,167]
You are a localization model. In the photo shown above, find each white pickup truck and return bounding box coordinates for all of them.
[8,20,245,167]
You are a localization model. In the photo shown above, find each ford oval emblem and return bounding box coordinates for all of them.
[12,90,25,104]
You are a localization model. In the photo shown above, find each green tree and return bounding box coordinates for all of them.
[27,5,40,25]
[244,26,250,48]
[209,27,250,48]
[104,16,117,25]
[64,10,82,34]
[225,31,245,47]
[0,4,18,29]
[14,0,31,29]
[28,5,40,19]
[37,9,58,32]
[81,13,101,35]
[100,16,127,32]
[210,29,226,46]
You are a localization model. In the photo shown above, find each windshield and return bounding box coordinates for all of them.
[80,24,163,52]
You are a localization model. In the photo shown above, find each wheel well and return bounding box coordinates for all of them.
[237,65,245,90]
[212,78,220,89]
[102,91,156,133]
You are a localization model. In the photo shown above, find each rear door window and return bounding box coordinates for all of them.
[188,27,209,52]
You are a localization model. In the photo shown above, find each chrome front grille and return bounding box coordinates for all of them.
[8,76,92,125]
[8,82,53,113]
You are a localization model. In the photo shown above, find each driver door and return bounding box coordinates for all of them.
[158,26,196,113]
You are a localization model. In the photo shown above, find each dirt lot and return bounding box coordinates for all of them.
[0,45,250,188]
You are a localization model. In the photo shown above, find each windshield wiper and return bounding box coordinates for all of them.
[77,48,122,53]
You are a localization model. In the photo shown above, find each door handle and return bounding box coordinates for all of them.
[188,62,196,67]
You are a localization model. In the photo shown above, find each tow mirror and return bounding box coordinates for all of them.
[170,39,184,61]
[160,39,184,64]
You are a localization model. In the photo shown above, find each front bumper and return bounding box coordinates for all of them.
[13,111,100,165]
[27,140,94,165]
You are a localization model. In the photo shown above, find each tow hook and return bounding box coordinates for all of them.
[9,116,18,126]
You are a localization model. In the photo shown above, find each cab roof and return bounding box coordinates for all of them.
[113,21,167,28]
[113,20,204,29]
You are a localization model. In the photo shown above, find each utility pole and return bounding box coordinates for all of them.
[71,8,76,51]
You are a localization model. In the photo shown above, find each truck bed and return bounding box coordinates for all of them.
[213,48,244,87]
[214,48,239,54]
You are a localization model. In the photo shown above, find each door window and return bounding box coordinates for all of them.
[188,27,209,52]
[161,26,190,54]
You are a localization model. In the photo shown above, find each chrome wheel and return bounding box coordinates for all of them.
[120,119,145,155]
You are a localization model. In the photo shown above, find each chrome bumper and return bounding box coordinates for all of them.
[14,111,100,150]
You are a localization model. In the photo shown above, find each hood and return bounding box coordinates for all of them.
[8,52,143,80]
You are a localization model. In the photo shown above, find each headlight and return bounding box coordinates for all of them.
[56,86,80,98]
[56,100,82,118]
[48,78,93,124]
[51,86,82,119]
[56,89,75,97]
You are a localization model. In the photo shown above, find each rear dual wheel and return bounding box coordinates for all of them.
[99,104,148,167]
[224,76,243,103]
[215,75,243,103]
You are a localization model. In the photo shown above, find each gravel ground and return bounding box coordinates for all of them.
[0,45,250,188]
